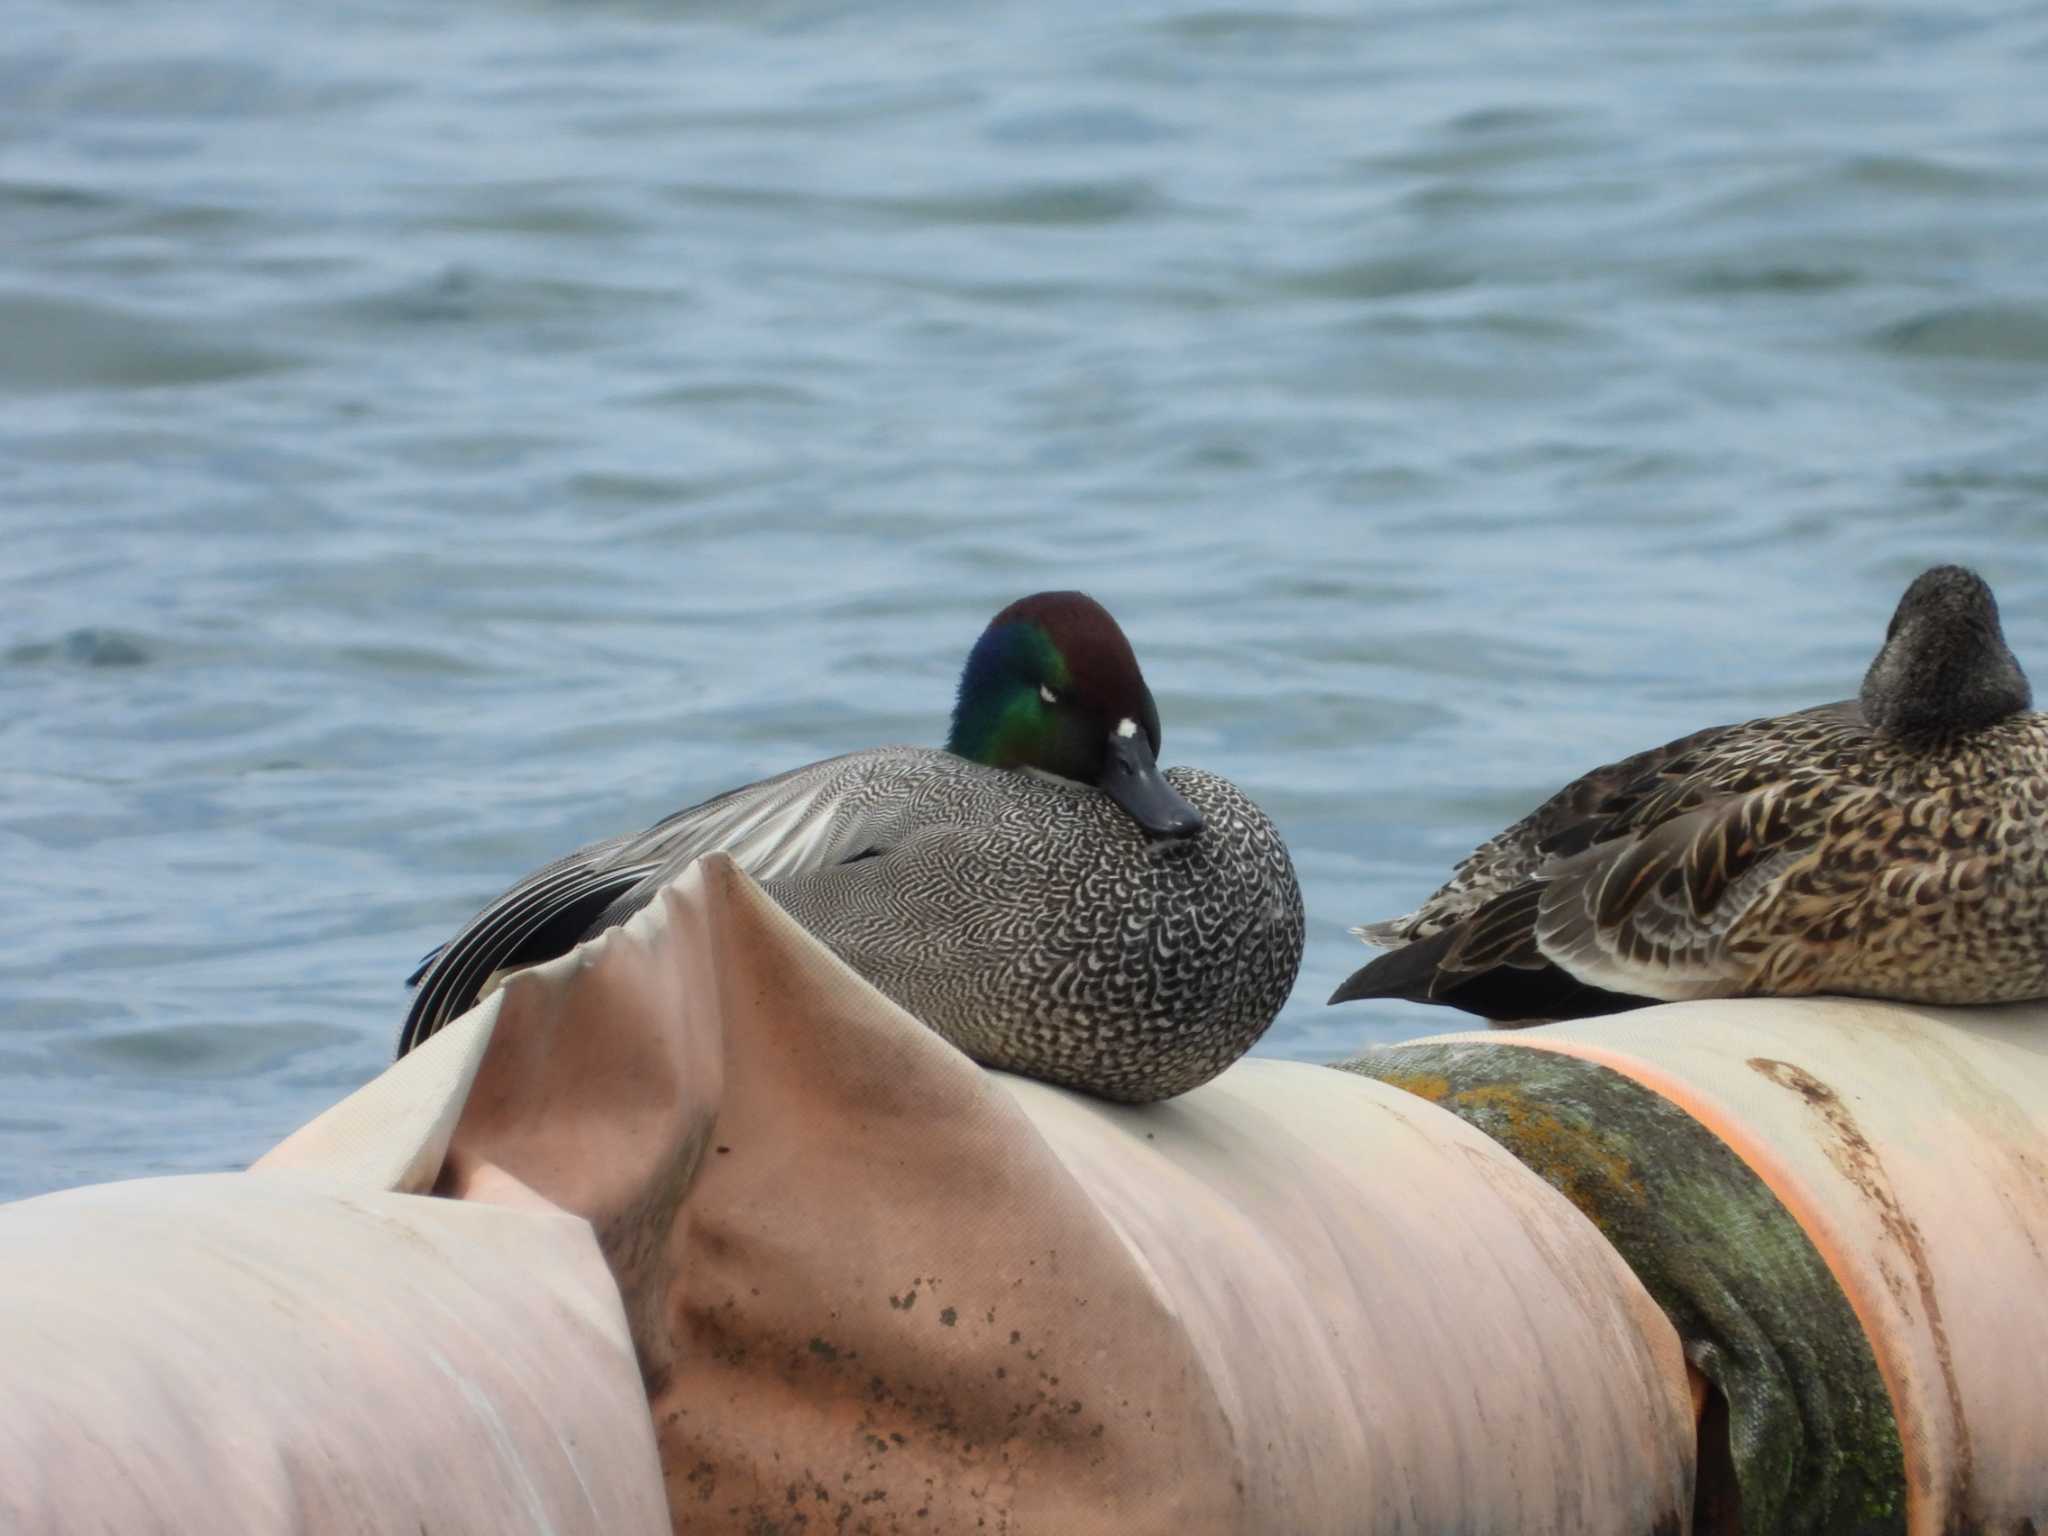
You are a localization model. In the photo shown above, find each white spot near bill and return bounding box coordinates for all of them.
[1116,718,1138,738]
[1040,685,1057,704]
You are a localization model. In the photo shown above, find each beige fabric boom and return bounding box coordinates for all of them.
[418,854,1697,1533]
[0,853,1699,1533]
[0,1169,671,1535]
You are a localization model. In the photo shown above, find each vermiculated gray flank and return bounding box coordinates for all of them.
[767,754,1304,1103]
[406,748,1304,1103]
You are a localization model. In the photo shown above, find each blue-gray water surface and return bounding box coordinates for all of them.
[5,0,2048,1199]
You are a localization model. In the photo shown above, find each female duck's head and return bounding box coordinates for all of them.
[1860,565,2032,740]
[946,592,1204,839]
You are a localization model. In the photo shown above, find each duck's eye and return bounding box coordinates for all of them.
[1040,685,1058,705]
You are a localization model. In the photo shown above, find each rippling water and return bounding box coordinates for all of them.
[6,0,2048,1198]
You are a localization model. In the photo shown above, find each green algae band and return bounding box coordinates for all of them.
[1346,1038,1905,1536]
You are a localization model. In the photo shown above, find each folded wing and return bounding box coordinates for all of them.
[399,749,907,1055]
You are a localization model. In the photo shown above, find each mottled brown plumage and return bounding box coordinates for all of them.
[1333,566,2048,1022]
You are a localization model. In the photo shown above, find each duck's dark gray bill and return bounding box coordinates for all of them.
[1102,731,1204,839]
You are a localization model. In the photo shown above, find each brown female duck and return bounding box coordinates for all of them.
[1333,565,2048,1023]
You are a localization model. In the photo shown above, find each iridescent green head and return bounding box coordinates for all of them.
[945,591,1203,839]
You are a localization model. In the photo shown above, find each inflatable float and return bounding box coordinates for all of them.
[3,855,2043,1533]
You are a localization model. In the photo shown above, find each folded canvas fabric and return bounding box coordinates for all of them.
[2,854,1699,1534]
[420,853,1696,1534]
[1350,1001,2048,1536]
[0,1168,671,1535]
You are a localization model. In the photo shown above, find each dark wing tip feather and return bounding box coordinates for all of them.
[1330,926,1459,1005]
[396,863,659,1059]
[405,946,443,989]
[1332,886,1544,1008]
[1330,889,1655,1024]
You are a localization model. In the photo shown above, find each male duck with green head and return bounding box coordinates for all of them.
[946,591,1204,840]
[402,591,1304,1103]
